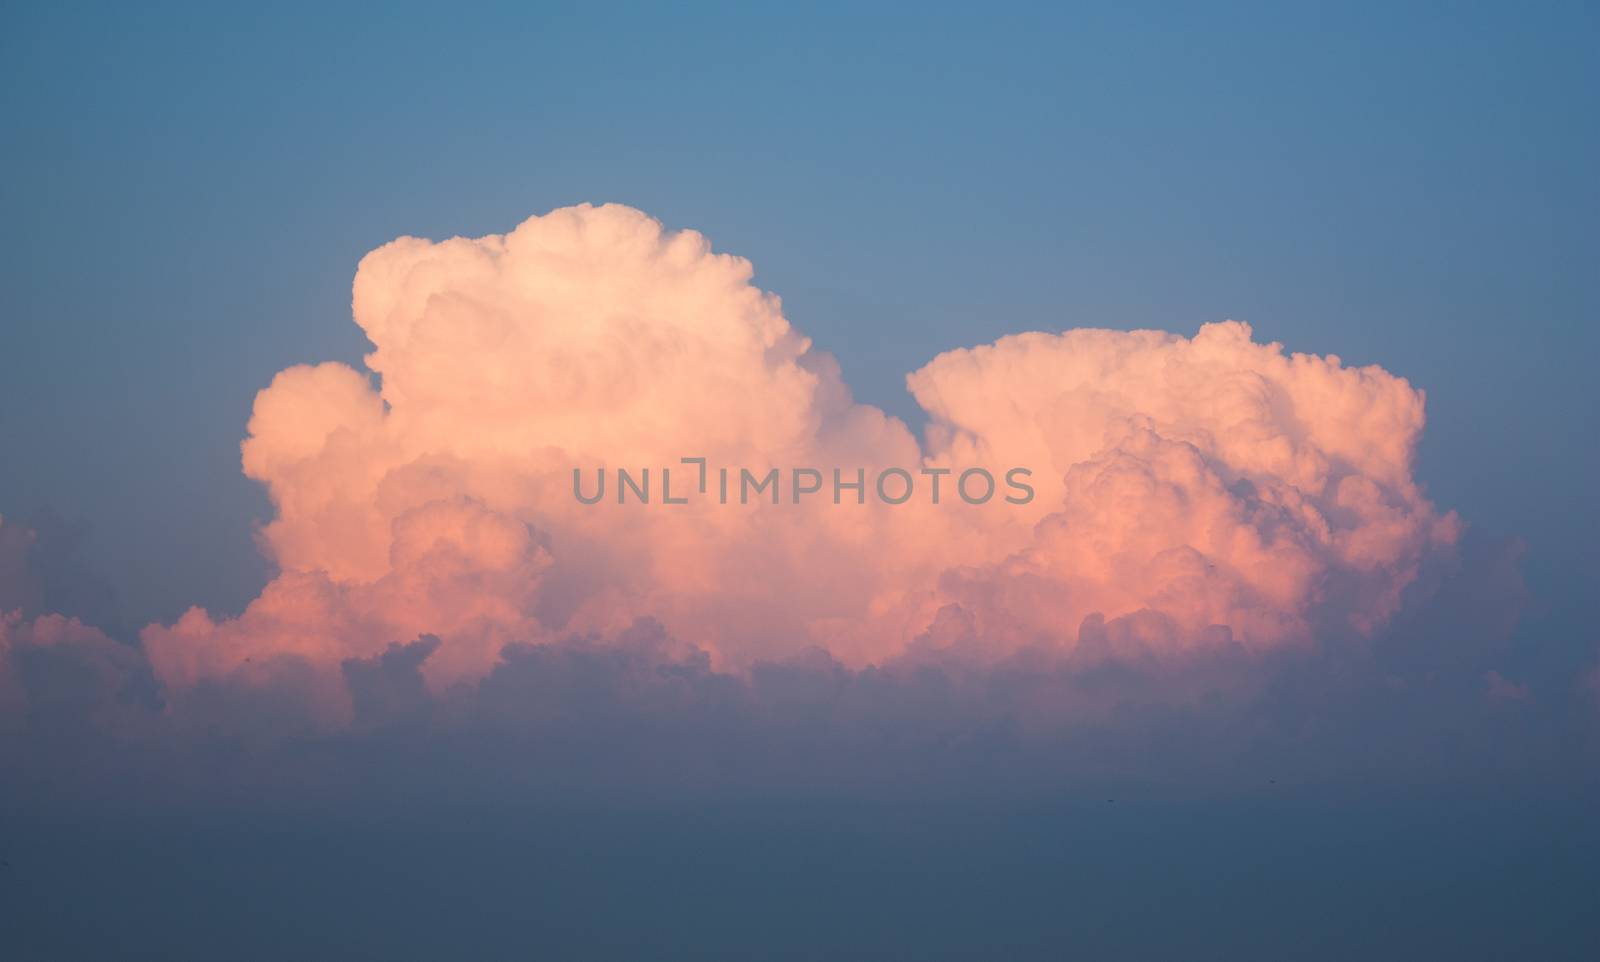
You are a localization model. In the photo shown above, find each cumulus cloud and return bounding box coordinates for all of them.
[4,517,142,728]
[0,609,151,735]
[132,203,1462,711]
[919,322,1460,655]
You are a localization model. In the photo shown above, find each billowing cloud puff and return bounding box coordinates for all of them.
[1,609,146,732]
[141,204,1458,703]
[1,516,146,729]
[916,322,1460,654]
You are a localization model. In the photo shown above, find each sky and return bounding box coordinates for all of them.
[2,2,1598,958]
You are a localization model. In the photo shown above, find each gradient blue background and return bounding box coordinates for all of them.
[3,4,1599,958]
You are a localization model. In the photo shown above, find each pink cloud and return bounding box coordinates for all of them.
[139,204,1460,705]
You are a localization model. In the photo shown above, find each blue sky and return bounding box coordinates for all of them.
[3,4,1599,957]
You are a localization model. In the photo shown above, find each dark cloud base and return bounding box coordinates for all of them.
[2,530,1598,957]
[7,530,1596,807]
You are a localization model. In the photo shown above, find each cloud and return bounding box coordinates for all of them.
[1485,669,1532,701]
[134,203,1460,709]
[2,516,153,734]
[914,321,1459,653]
[13,203,1539,800]
[0,609,151,735]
